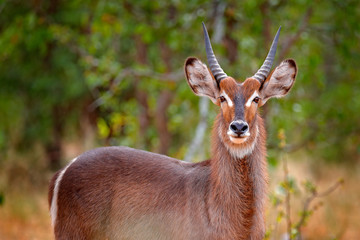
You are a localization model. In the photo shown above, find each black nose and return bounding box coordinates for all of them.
[230,121,249,135]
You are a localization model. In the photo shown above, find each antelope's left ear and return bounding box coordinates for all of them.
[259,59,297,106]
[184,57,220,104]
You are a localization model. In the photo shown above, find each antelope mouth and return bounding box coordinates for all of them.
[229,136,248,144]
[227,132,250,144]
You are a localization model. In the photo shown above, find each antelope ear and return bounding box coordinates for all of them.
[259,59,297,106]
[184,57,220,104]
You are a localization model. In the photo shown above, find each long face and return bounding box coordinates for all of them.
[185,57,297,147]
[185,23,297,157]
[217,77,261,145]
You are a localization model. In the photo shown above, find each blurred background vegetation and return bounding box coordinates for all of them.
[0,0,359,239]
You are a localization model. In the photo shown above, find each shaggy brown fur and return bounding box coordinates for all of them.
[49,56,297,240]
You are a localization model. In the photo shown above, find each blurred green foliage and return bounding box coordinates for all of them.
[0,0,359,171]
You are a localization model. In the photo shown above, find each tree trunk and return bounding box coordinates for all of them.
[154,40,174,155]
[46,105,64,170]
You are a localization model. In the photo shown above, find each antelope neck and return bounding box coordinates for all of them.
[207,115,266,237]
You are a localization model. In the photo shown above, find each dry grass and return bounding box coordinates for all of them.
[0,156,359,240]
[0,190,52,240]
[267,156,360,240]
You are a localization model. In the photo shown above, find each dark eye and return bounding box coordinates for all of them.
[253,96,260,103]
[219,96,226,103]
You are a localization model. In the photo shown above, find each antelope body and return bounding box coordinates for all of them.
[49,23,297,240]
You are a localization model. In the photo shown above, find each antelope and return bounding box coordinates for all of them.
[48,23,297,240]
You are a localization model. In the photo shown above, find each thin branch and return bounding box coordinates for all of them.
[283,155,292,239]
[87,68,183,110]
[268,121,319,153]
[118,67,184,82]
[184,97,209,162]
[77,45,184,83]
[295,179,344,236]
[316,180,343,198]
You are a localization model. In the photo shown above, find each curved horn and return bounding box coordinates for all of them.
[252,26,281,83]
[202,22,228,82]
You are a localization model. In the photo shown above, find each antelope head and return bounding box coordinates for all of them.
[185,23,297,150]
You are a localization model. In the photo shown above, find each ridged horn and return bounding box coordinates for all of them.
[202,22,228,83]
[252,26,281,83]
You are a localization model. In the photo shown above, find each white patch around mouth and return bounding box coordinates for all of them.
[229,136,248,144]
[227,120,250,141]
[226,126,259,159]
[218,122,259,159]
[227,130,250,137]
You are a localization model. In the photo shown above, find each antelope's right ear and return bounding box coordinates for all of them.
[259,59,297,106]
[184,57,219,104]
